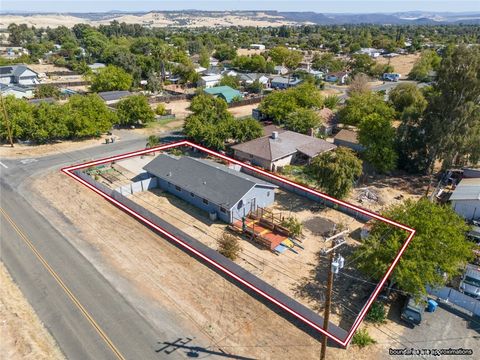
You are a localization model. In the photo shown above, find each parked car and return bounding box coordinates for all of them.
[459,264,480,299]
[400,297,425,326]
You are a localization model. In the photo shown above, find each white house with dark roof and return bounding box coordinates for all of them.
[0,83,34,99]
[0,65,39,86]
[143,154,277,223]
[231,129,337,171]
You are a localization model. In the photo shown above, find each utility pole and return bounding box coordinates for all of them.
[320,232,346,360]
[0,93,14,147]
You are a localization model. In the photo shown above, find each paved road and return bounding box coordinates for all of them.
[0,131,203,360]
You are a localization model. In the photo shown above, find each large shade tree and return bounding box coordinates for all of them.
[354,199,473,299]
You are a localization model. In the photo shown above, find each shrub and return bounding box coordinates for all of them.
[218,232,242,260]
[365,301,386,324]
[155,103,167,116]
[281,216,303,237]
[352,328,376,348]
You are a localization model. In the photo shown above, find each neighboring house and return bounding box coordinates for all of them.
[232,129,337,171]
[2,47,29,58]
[198,74,222,88]
[316,108,337,136]
[143,154,277,223]
[273,65,288,75]
[333,129,365,152]
[325,71,349,84]
[239,73,269,86]
[203,85,243,103]
[250,44,266,50]
[357,48,382,58]
[0,65,40,86]
[0,83,34,99]
[194,64,207,74]
[270,76,302,90]
[450,178,480,221]
[209,57,220,67]
[98,90,132,105]
[88,63,106,72]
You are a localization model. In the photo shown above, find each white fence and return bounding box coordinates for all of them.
[428,286,480,316]
[116,177,158,196]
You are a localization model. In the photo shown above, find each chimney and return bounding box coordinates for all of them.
[271,131,279,139]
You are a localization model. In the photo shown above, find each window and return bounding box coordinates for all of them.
[203,199,209,205]
[267,191,270,197]
[220,207,226,213]
[175,185,181,192]
[190,192,195,197]
[237,200,243,209]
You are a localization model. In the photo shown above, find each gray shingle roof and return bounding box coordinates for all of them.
[143,155,276,209]
[232,130,336,161]
[0,65,36,78]
[98,91,132,102]
[450,178,480,201]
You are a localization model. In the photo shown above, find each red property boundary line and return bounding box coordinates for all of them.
[61,140,416,347]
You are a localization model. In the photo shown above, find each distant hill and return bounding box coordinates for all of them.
[1,10,479,28]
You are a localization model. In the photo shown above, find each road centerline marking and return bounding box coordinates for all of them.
[0,207,126,360]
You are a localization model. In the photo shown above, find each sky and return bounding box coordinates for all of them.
[2,1,480,14]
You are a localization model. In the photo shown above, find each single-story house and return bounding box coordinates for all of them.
[194,64,207,74]
[0,65,40,86]
[325,71,349,84]
[239,73,269,86]
[450,178,480,220]
[357,48,382,58]
[203,85,243,103]
[209,57,220,67]
[198,74,222,88]
[98,90,132,104]
[143,154,277,223]
[232,129,337,171]
[0,83,34,99]
[270,76,302,90]
[333,129,365,152]
[250,44,266,50]
[273,65,288,75]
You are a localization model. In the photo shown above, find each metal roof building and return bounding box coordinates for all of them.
[450,178,480,220]
[143,154,277,223]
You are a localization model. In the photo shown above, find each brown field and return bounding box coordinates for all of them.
[376,53,420,78]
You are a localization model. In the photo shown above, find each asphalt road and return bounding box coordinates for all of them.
[0,131,199,360]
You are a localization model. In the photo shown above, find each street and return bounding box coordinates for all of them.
[0,131,202,360]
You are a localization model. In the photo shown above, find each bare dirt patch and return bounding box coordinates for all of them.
[0,262,65,360]
[376,53,421,78]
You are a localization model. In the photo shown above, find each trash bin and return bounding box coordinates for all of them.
[427,299,438,312]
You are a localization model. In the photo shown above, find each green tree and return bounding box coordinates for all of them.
[116,95,155,126]
[388,83,427,115]
[324,95,340,110]
[65,94,117,138]
[199,47,210,68]
[258,91,298,123]
[0,96,34,142]
[220,75,240,89]
[34,84,61,99]
[354,199,473,298]
[218,232,242,260]
[408,49,441,82]
[350,54,376,75]
[312,52,345,72]
[89,65,133,92]
[339,91,395,126]
[358,113,398,173]
[310,147,363,199]
[29,102,69,143]
[284,108,320,134]
[213,44,237,62]
[233,117,263,143]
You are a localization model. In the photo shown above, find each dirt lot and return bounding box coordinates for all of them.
[29,166,418,359]
[376,53,421,78]
[0,262,65,360]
